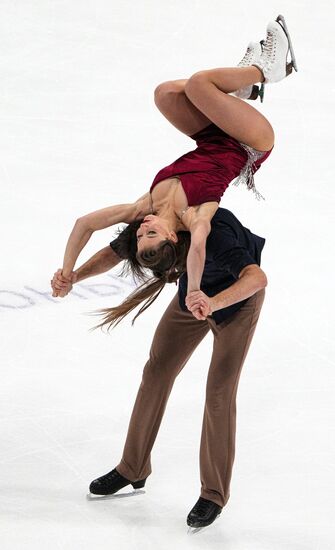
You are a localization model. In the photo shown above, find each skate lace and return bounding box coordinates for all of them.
[102,469,119,482]
[238,46,253,67]
[193,498,211,517]
[262,30,276,67]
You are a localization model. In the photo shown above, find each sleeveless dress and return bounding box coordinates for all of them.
[149,123,273,205]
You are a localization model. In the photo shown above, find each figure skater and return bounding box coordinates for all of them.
[50,15,297,530]
[51,204,267,530]
[52,15,297,323]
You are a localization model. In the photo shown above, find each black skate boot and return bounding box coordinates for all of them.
[88,467,147,498]
[187,497,222,531]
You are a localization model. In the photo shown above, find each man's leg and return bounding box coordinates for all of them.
[199,288,266,508]
[115,292,210,481]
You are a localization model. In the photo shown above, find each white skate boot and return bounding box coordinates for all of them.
[252,14,298,84]
[233,41,265,102]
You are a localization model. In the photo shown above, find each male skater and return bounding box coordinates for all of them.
[51,207,267,529]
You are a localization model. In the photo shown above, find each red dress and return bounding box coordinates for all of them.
[149,123,273,205]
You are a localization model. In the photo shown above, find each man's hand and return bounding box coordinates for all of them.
[185,290,213,321]
[51,269,78,298]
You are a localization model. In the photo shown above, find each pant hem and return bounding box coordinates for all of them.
[200,491,229,508]
[116,460,151,482]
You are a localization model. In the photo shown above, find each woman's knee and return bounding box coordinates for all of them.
[258,123,275,152]
[266,124,275,150]
[154,80,186,107]
[184,71,209,99]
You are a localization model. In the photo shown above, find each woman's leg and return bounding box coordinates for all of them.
[184,67,274,151]
[154,79,212,137]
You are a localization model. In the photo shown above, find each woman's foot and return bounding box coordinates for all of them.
[233,41,265,102]
[252,16,298,83]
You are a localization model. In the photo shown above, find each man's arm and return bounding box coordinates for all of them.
[186,264,267,320]
[73,245,123,282]
[52,245,123,297]
[210,264,267,312]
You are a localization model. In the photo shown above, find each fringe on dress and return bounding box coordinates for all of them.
[232,143,266,201]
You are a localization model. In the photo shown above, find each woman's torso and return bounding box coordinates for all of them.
[150,175,187,214]
[149,123,272,207]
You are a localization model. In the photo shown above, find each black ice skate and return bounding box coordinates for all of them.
[186,496,222,533]
[87,467,147,500]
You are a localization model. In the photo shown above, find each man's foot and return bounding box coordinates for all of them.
[187,496,222,530]
[89,467,147,496]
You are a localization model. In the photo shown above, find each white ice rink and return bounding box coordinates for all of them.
[1,1,334,548]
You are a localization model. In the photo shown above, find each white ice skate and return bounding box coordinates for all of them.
[252,14,298,84]
[233,40,265,102]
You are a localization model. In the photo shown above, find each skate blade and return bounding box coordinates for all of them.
[249,84,265,103]
[249,84,260,101]
[276,14,298,73]
[259,82,265,103]
[187,524,211,535]
[187,512,221,534]
[86,488,146,501]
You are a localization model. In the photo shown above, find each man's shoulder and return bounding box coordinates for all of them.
[212,207,240,225]
[208,208,239,242]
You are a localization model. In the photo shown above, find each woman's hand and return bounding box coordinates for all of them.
[51,269,78,298]
[185,290,213,320]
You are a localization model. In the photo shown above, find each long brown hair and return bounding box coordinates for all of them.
[88,220,191,332]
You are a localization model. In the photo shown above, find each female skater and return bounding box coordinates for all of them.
[52,16,297,325]
[51,16,297,529]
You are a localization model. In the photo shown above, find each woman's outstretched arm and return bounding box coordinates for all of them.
[60,194,150,278]
[186,219,211,294]
[184,202,219,295]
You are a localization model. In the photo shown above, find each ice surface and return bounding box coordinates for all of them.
[1,1,334,548]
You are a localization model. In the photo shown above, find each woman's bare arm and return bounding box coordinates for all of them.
[82,190,152,230]
[60,194,151,278]
[186,219,211,293]
[183,202,219,294]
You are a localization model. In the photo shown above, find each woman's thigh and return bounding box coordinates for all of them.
[185,70,274,151]
[154,79,212,137]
